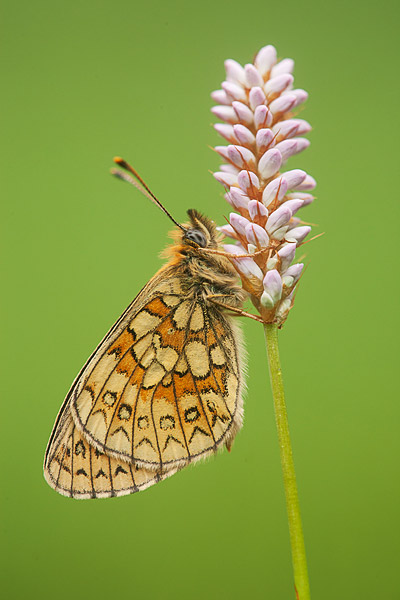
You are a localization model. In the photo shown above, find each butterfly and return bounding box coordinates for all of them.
[44,158,249,499]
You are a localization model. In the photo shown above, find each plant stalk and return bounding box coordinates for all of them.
[263,323,310,600]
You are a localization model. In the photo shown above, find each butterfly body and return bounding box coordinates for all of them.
[44,209,246,498]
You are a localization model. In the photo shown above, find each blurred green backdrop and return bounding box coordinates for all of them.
[1,0,399,598]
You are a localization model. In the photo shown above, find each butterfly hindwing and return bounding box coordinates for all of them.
[44,402,178,499]
[70,271,244,471]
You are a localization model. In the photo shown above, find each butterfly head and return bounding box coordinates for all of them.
[182,209,218,250]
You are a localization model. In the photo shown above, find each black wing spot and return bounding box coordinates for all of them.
[184,406,200,423]
[114,465,128,477]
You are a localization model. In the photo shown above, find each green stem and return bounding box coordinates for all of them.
[263,323,310,600]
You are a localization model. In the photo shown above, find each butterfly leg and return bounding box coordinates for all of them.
[207,295,265,324]
[200,247,272,259]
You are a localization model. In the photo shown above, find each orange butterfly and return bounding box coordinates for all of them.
[44,158,248,499]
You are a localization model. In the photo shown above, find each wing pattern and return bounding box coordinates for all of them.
[44,404,177,499]
[45,273,245,498]
[70,277,244,471]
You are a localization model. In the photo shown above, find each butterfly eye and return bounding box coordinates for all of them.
[185,229,207,248]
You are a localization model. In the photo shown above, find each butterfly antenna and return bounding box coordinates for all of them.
[111,157,186,232]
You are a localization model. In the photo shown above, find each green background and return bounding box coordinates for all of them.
[2,0,399,598]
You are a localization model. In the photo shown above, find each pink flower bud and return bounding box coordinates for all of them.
[225,245,264,280]
[211,105,236,123]
[256,128,274,153]
[233,124,256,146]
[286,192,314,206]
[274,139,299,162]
[254,45,277,76]
[245,222,269,247]
[273,119,312,140]
[285,226,311,244]
[282,169,307,190]
[283,199,304,215]
[245,63,264,87]
[229,187,250,210]
[283,263,304,284]
[248,199,268,221]
[295,175,316,191]
[262,177,288,206]
[218,225,238,239]
[238,170,260,195]
[271,58,294,77]
[254,105,273,129]
[258,148,282,179]
[261,269,282,307]
[269,93,297,115]
[224,59,246,85]
[222,81,247,102]
[232,101,254,126]
[215,146,230,161]
[264,74,294,95]
[230,212,251,236]
[220,164,239,174]
[288,89,308,107]
[249,87,267,110]
[277,243,297,271]
[213,171,238,187]
[266,205,292,234]
[227,145,256,169]
[278,138,310,161]
[211,90,229,105]
[214,123,235,142]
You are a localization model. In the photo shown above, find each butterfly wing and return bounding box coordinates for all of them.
[68,269,245,472]
[44,402,177,498]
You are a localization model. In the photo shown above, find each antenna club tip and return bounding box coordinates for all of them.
[113,156,126,166]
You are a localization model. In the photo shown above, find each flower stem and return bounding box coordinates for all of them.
[263,323,310,600]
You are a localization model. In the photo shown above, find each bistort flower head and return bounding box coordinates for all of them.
[211,44,315,326]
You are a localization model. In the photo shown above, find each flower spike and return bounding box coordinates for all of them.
[211,44,316,326]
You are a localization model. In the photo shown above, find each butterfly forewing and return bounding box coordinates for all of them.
[70,271,244,471]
